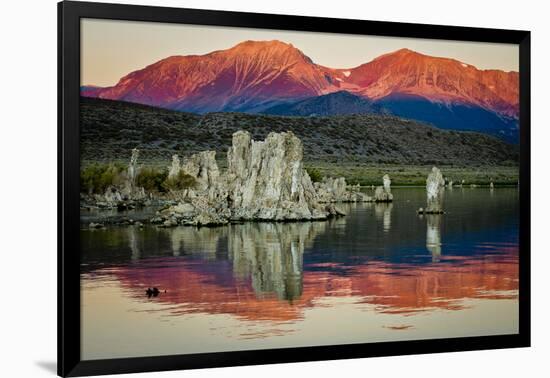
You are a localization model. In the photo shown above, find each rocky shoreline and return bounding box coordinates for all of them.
[81,130,399,228]
[81,130,483,229]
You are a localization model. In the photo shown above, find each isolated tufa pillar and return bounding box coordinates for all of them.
[425,166,445,213]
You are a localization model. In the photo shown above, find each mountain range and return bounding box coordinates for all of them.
[81,40,520,142]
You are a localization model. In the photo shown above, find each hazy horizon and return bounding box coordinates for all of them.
[81,18,519,87]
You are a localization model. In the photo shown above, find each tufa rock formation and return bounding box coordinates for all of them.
[315,177,372,203]
[122,148,146,201]
[103,186,122,205]
[224,130,331,220]
[419,167,445,214]
[126,148,139,191]
[181,151,220,191]
[84,148,147,209]
[316,177,347,202]
[373,174,393,202]
[168,154,181,179]
[153,131,345,226]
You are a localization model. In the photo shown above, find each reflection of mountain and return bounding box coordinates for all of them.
[108,248,518,322]
[82,41,519,141]
[349,257,518,314]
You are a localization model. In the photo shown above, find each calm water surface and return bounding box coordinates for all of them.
[81,187,519,360]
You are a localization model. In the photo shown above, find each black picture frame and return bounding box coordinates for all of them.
[58,1,531,376]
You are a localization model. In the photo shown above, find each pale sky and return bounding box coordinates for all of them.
[81,18,519,87]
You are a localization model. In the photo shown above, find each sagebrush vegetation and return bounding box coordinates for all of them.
[81,163,197,194]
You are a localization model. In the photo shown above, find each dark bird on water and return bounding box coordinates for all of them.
[145,287,161,298]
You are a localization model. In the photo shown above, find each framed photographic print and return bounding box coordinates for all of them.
[58,0,531,376]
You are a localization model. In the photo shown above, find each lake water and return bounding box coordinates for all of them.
[80,187,519,360]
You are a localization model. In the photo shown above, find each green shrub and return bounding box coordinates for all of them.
[163,171,198,191]
[306,167,323,183]
[80,163,125,193]
[136,167,168,193]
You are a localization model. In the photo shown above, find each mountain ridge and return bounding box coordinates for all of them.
[263,91,385,116]
[82,40,519,141]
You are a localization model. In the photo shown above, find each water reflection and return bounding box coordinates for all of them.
[81,188,520,347]
[229,222,325,301]
[374,203,393,233]
[165,226,227,259]
[88,213,518,322]
[128,227,140,261]
[425,214,442,262]
[104,237,518,321]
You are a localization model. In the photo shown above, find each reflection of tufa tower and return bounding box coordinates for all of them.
[374,203,393,233]
[425,214,442,262]
[127,226,141,261]
[165,226,227,258]
[152,216,332,301]
[228,222,327,301]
